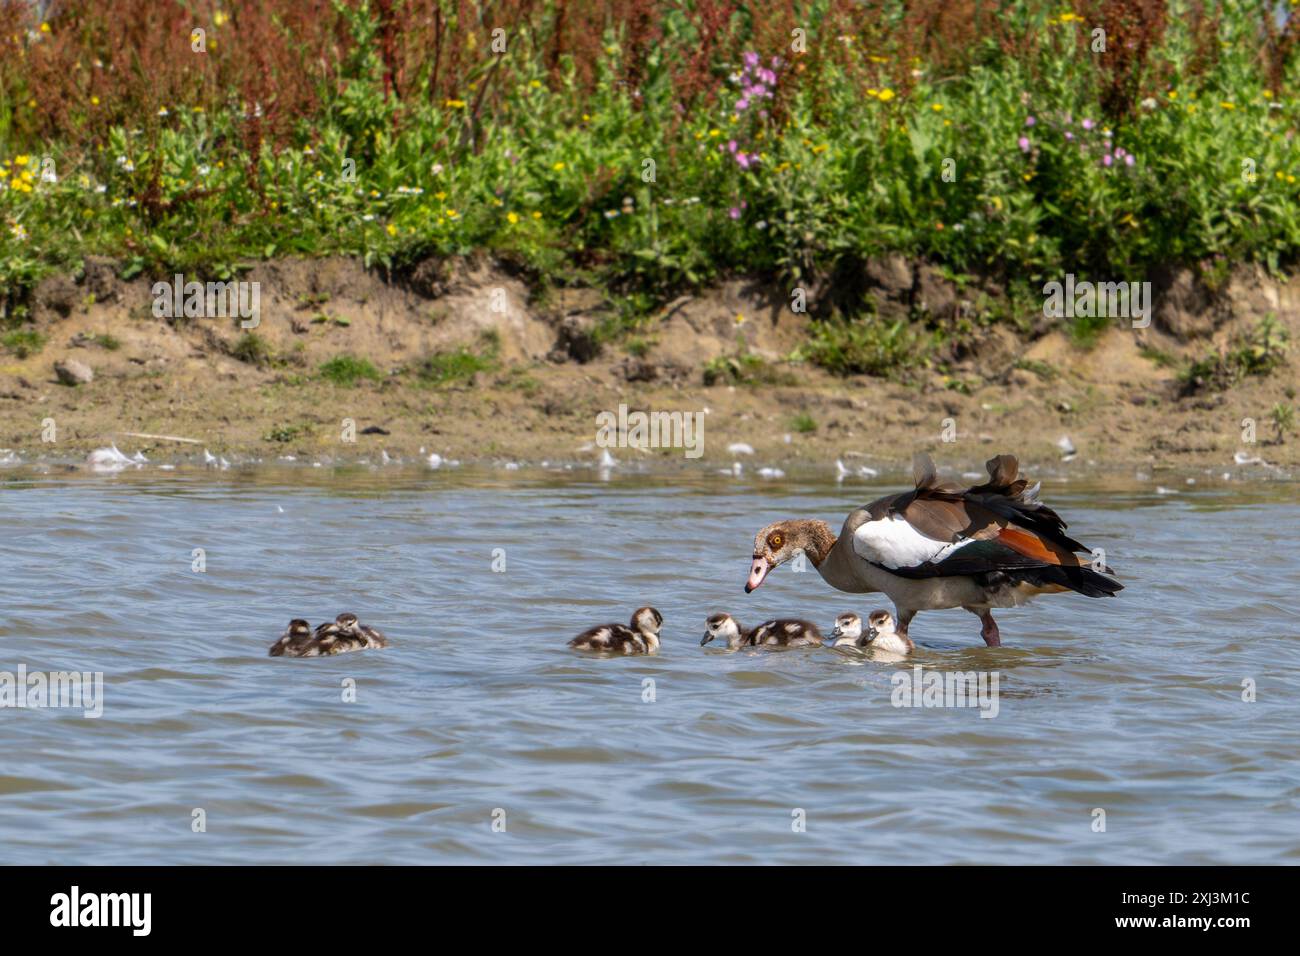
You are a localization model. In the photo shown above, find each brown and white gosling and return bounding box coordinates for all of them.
[830,610,913,654]
[268,619,315,657]
[268,613,390,658]
[568,607,663,655]
[701,613,823,649]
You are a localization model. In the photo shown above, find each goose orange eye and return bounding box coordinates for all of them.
[769,533,783,549]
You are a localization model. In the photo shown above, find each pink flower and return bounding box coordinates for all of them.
[743,51,759,69]
[736,99,749,110]
[728,139,738,153]
[1064,131,1074,141]
[1082,118,1094,130]
[1025,116,1036,126]
[1102,154,1113,167]
[729,206,742,220]
[1124,154,1135,167]
[736,152,751,169]
[1018,136,1030,152]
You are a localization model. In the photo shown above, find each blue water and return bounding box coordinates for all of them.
[1,466,1297,864]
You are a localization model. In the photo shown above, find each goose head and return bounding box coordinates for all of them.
[746,519,835,592]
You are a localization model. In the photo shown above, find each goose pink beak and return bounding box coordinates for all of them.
[745,556,770,592]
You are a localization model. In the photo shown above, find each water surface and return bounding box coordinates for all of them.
[1,465,1297,864]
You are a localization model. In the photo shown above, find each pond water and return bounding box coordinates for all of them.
[1,464,1297,864]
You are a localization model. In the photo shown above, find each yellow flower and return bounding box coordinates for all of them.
[385,223,397,236]
[734,313,745,325]
[14,155,29,166]
[90,95,100,106]
[507,211,519,224]
[444,99,466,109]
[708,128,721,137]
[529,80,541,89]
[931,103,943,112]
[531,211,542,219]
[811,144,828,154]
[877,89,895,102]
[214,11,229,27]
[1167,90,1177,100]
[446,209,459,219]
[39,22,50,34]
[552,161,565,171]
[435,191,447,200]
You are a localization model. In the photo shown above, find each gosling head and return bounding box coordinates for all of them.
[865,609,896,643]
[701,613,742,647]
[334,612,361,635]
[831,612,863,647]
[631,606,663,636]
[287,619,312,638]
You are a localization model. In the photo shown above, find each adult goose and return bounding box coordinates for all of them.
[744,453,1122,646]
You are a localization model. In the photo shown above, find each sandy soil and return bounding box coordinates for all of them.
[1,254,1296,476]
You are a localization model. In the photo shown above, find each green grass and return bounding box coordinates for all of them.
[319,354,383,386]
[791,413,818,434]
[1181,315,1289,393]
[92,333,121,351]
[265,423,310,443]
[1,329,45,358]
[797,317,924,378]
[414,345,496,386]
[231,332,274,366]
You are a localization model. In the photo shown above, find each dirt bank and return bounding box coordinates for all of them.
[1,255,1297,476]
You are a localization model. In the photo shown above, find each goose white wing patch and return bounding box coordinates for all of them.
[852,515,972,570]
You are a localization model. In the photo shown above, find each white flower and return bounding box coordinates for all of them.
[431,163,444,176]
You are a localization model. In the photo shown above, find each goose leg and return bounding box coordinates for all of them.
[895,609,915,637]
[978,611,1001,648]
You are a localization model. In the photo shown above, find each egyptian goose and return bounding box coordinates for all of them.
[701,613,823,649]
[745,453,1122,646]
[269,613,390,658]
[569,606,663,655]
[832,610,914,654]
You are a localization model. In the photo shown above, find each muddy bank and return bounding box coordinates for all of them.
[1,254,1297,476]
